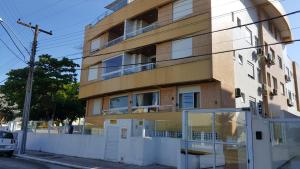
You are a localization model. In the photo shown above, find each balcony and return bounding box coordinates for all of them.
[103,105,175,115]
[102,45,156,80]
[125,9,158,39]
[103,23,125,49]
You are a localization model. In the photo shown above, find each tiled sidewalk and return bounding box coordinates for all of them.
[17,151,176,169]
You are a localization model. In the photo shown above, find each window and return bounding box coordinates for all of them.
[88,65,98,81]
[268,22,274,34]
[278,56,282,69]
[244,27,253,45]
[102,55,123,80]
[272,76,278,89]
[280,83,285,95]
[238,55,243,65]
[132,92,159,107]
[110,95,128,113]
[91,38,101,52]
[237,17,241,27]
[92,99,102,115]
[255,36,259,46]
[270,48,275,61]
[267,73,271,87]
[0,131,13,139]
[264,42,268,55]
[173,0,193,21]
[257,69,262,84]
[178,87,200,109]
[172,38,193,59]
[132,92,159,113]
[247,61,255,79]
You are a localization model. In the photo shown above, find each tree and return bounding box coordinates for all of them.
[0,95,16,123]
[0,54,84,122]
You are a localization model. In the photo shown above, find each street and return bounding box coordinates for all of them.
[0,156,75,169]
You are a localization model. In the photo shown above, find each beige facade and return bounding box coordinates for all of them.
[79,0,297,129]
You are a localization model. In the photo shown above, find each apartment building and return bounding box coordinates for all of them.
[79,0,299,129]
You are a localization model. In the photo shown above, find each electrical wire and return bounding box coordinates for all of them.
[0,38,27,64]
[0,22,28,62]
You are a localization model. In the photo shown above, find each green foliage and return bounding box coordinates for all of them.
[0,54,84,122]
[0,96,16,123]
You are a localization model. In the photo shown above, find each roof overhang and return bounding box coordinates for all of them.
[253,0,293,43]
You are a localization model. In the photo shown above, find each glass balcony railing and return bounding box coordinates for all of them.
[104,36,124,48]
[126,22,158,39]
[91,0,128,25]
[102,62,156,80]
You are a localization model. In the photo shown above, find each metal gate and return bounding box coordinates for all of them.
[181,108,253,169]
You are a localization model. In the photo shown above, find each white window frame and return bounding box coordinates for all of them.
[178,86,201,109]
[132,91,160,109]
[172,38,193,59]
[173,0,193,21]
[88,65,98,81]
[90,38,101,52]
[92,98,102,115]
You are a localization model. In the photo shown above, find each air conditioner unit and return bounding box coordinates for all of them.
[235,88,242,98]
[287,99,294,107]
[266,53,275,65]
[285,75,291,82]
[256,48,264,56]
[271,89,278,96]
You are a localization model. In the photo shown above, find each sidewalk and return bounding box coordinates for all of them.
[16,151,176,169]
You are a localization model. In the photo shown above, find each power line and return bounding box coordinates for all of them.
[43,0,289,57]
[2,21,31,57]
[39,0,284,43]
[75,39,300,70]
[0,21,28,62]
[71,9,300,62]
[0,38,27,64]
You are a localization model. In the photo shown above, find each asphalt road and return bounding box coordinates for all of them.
[0,156,75,169]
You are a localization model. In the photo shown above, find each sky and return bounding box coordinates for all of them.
[0,0,299,84]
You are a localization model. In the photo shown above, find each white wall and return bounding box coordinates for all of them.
[26,133,106,159]
[211,0,262,112]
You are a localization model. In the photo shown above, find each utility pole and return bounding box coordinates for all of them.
[17,19,52,154]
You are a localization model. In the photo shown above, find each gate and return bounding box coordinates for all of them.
[269,118,300,169]
[180,108,253,169]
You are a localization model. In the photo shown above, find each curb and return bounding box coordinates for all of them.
[15,154,92,169]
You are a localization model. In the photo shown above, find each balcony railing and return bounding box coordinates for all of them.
[104,36,124,48]
[103,107,129,115]
[126,22,158,39]
[91,0,128,26]
[102,62,156,80]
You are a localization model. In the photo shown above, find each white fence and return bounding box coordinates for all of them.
[24,132,179,167]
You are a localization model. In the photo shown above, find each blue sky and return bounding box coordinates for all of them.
[0,0,299,84]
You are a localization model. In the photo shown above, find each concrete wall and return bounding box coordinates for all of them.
[25,132,179,167]
[26,133,106,159]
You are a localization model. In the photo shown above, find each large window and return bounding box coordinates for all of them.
[178,87,200,109]
[92,99,102,115]
[102,55,123,80]
[172,38,193,59]
[173,0,193,21]
[132,91,159,113]
[109,95,128,114]
[91,38,101,52]
[88,65,98,81]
